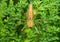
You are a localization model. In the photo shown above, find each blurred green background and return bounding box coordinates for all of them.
[0,0,60,42]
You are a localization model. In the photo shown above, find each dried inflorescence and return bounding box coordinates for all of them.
[27,3,34,28]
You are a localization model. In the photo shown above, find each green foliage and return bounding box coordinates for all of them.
[0,0,60,42]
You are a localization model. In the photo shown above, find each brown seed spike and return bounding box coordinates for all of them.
[27,3,34,28]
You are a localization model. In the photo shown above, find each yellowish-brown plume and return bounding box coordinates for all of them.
[27,3,34,28]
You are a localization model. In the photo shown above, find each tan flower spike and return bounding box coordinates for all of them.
[27,3,34,28]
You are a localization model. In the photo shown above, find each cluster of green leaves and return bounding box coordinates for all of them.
[0,0,60,42]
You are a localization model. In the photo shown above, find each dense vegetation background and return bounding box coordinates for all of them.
[0,0,60,42]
